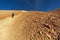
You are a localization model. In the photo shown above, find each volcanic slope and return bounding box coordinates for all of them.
[0,10,60,40]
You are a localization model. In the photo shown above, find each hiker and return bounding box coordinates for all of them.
[12,13,14,18]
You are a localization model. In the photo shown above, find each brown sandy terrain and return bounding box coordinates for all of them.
[0,10,60,40]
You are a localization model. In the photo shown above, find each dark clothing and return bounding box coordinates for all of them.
[12,13,14,18]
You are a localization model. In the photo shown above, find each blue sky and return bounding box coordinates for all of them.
[0,0,60,11]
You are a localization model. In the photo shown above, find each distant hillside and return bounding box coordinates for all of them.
[49,8,60,13]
